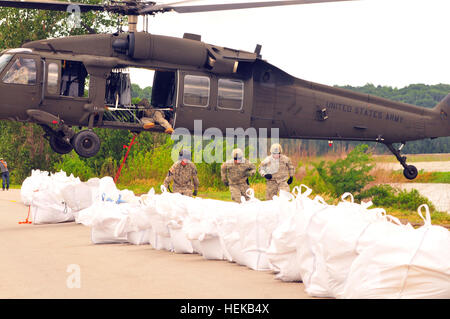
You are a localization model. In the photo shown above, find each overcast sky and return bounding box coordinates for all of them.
[130,0,449,89]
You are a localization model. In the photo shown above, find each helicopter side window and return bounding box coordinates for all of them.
[47,62,59,95]
[60,60,88,97]
[2,57,36,85]
[0,54,13,74]
[217,78,244,110]
[183,75,210,107]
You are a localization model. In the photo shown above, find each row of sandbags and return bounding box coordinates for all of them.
[20,170,450,298]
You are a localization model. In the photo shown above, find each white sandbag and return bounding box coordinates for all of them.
[236,189,288,271]
[98,176,120,202]
[184,197,236,260]
[88,202,134,244]
[140,187,173,251]
[199,236,225,260]
[169,226,194,254]
[341,205,450,299]
[60,183,93,212]
[266,185,317,280]
[91,227,128,244]
[30,189,74,224]
[324,211,410,298]
[127,229,151,245]
[190,239,202,254]
[217,216,244,264]
[298,193,383,297]
[21,170,51,205]
[296,194,350,297]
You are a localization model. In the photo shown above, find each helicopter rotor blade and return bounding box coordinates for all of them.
[139,0,356,15]
[0,0,105,12]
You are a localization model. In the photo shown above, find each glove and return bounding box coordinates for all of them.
[224,181,229,187]
[264,174,272,180]
[193,190,198,196]
[287,176,293,185]
[246,178,249,185]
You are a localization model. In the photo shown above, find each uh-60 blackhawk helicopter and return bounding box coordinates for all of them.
[0,0,449,180]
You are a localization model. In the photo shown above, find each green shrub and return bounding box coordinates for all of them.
[307,144,375,197]
[53,153,95,181]
[356,184,436,212]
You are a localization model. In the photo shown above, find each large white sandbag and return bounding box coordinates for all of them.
[140,187,173,251]
[127,229,151,245]
[215,207,243,263]
[98,176,120,202]
[61,183,93,212]
[21,170,52,205]
[341,205,450,299]
[296,194,355,297]
[324,211,411,298]
[169,224,194,254]
[199,236,225,260]
[297,193,383,297]
[88,202,137,244]
[236,189,289,271]
[30,189,74,224]
[266,185,317,280]
[183,197,232,260]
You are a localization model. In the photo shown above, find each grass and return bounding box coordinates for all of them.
[372,153,450,163]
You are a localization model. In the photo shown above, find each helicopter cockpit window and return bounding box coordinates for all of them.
[217,79,244,110]
[183,75,210,107]
[60,60,88,97]
[0,54,13,74]
[47,62,59,94]
[2,57,36,85]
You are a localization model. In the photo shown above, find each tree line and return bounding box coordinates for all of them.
[0,4,448,184]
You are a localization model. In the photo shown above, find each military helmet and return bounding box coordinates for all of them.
[270,143,282,154]
[232,148,244,160]
[178,149,191,161]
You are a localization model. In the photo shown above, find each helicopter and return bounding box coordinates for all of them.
[0,0,448,180]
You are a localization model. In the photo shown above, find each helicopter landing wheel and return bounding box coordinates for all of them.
[403,165,418,180]
[72,130,100,158]
[49,135,73,155]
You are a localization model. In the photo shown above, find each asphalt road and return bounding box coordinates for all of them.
[0,189,313,299]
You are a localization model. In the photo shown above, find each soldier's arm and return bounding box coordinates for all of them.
[220,162,228,184]
[191,165,200,191]
[286,156,295,177]
[258,158,268,176]
[246,162,256,176]
[163,166,175,189]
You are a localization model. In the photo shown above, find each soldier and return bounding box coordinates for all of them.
[0,157,9,191]
[4,58,30,85]
[259,143,295,200]
[221,148,256,203]
[163,149,199,197]
[138,98,174,134]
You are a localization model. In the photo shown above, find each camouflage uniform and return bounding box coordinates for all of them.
[259,149,295,200]
[163,160,199,196]
[5,66,29,85]
[138,98,173,133]
[221,151,256,203]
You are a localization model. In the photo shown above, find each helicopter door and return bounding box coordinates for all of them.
[39,59,90,124]
[0,53,40,120]
[174,71,252,133]
[174,71,215,132]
